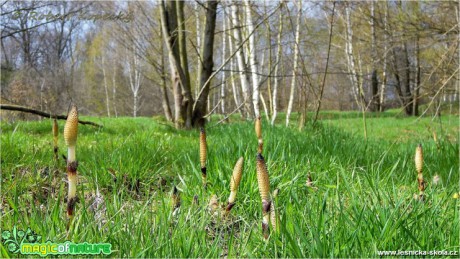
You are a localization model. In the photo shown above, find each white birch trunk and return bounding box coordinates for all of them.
[220,14,227,115]
[286,1,301,127]
[244,0,260,118]
[231,3,252,118]
[127,50,142,117]
[195,2,201,99]
[379,2,388,112]
[271,3,283,125]
[226,14,242,114]
[344,5,360,109]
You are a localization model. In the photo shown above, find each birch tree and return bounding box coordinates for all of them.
[226,13,242,117]
[230,2,253,118]
[271,2,284,125]
[220,14,227,115]
[244,0,260,118]
[344,4,367,138]
[101,55,110,117]
[285,1,301,127]
[379,1,388,112]
[127,50,142,117]
[370,1,379,111]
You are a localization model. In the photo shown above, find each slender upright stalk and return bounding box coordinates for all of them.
[415,144,425,200]
[285,1,302,127]
[270,188,279,233]
[226,157,244,214]
[255,116,263,153]
[200,127,207,189]
[64,105,79,228]
[52,118,58,160]
[256,153,271,239]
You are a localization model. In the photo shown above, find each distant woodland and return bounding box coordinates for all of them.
[1,1,458,128]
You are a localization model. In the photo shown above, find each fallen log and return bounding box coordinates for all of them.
[0,104,102,127]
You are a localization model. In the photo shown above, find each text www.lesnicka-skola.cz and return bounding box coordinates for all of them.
[377,250,458,256]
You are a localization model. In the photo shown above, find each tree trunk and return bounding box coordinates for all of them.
[112,63,118,117]
[271,3,283,125]
[313,2,336,124]
[345,4,367,138]
[160,0,194,128]
[159,26,173,121]
[192,0,218,127]
[379,1,388,112]
[413,36,420,116]
[127,49,142,117]
[265,2,273,118]
[220,14,227,115]
[345,5,361,110]
[244,0,260,118]
[226,13,243,117]
[101,55,111,117]
[231,2,253,119]
[286,1,301,127]
[194,2,201,99]
[370,1,380,112]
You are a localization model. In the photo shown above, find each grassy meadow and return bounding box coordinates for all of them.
[1,111,459,257]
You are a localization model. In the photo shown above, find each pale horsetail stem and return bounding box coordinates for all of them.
[64,105,79,225]
[200,127,207,189]
[255,116,262,139]
[53,118,59,160]
[255,116,263,153]
[415,144,425,200]
[256,153,271,239]
[225,157,244,213]
[270,188,279,233]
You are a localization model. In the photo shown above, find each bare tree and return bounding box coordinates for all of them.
[225,11,242,117]
[379,1,388,112]
[285,1,301,127]
[127,49,143,117]
[220,13,227,115]
[244,0,260,118]
[271,2,284,125]
[230,2,253,119]
[370,1,379,112]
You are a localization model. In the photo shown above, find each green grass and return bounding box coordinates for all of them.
[1,112,459,257]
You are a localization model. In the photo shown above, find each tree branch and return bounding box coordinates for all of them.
[1,104,102,127]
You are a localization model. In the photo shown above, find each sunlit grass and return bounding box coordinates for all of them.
[1,113,459,257]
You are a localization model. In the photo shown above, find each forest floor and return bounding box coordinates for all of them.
[1,110,459,257]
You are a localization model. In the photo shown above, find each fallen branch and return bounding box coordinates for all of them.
[0,104,102,127]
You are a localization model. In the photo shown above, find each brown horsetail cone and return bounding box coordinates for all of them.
[64,105,79,149]
[256,154,270,201]
[200,127,207,188]
[415,144,423,174]
[53,118,59,160]
[226,157,244,211]
[255,116,262,140]
[256,153,271,239]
